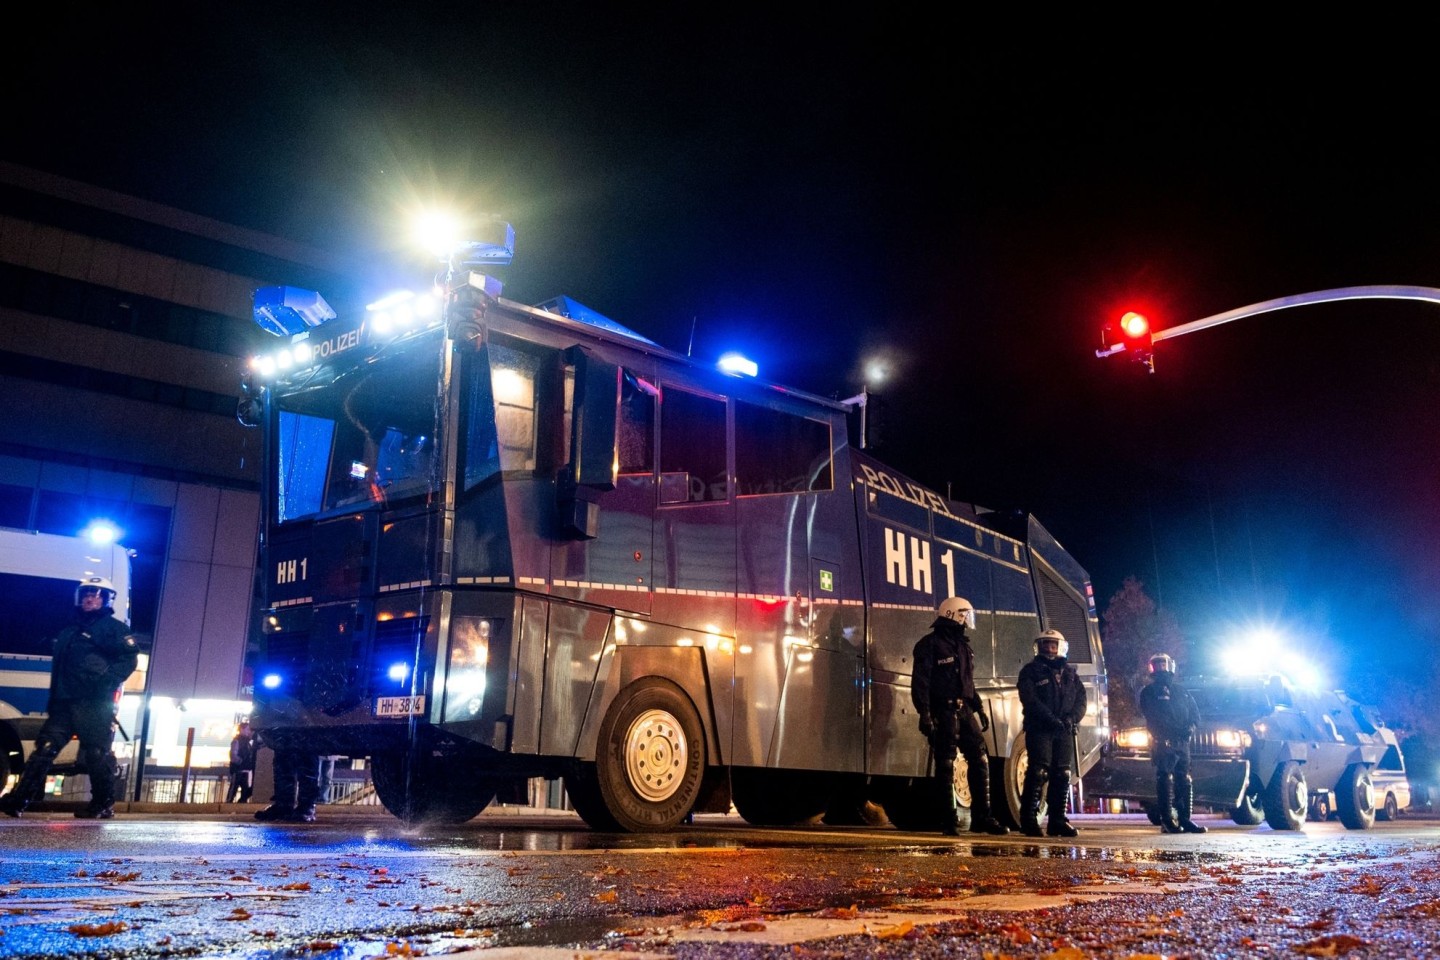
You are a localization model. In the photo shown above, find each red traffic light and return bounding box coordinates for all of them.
[1119,311,1150,341]
[1096,310,1156,371]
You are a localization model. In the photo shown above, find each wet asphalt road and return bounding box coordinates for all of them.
[0,810,1438,959]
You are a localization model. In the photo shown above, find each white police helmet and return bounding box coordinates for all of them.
[1149,653,1176,675]
[76,576,117,607]
[1035,628,1068,659]
[936,596,976,630]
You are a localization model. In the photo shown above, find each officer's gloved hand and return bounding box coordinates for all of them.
[919,714,935,738]
[977,709,990,733]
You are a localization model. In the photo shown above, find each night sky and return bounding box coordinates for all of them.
[5,9,1439,704]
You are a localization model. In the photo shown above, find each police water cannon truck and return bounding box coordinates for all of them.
[237,221,1110,831]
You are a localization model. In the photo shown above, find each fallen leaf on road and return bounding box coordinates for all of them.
[68,921,129,937]
[1293,934,1368,956]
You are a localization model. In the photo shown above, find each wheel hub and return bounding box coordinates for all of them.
[623,708,686,803]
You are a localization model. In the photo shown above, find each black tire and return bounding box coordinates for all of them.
[563,760,621,831]
[1230,783,1264,825]
[580,678,706,832]
[1336,764,1376,830]
[1310,793,1332,823]
[874,776,941,831]
[1378,792,1399,822]
[732,768,832,826]
[820,776,889,826]
[371,750,498,825]
[1263,761,1307,830]
[0,748,14,789]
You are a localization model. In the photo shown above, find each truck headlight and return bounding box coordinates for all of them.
[443,617,491,722]
[1115,727,1151,750]
[1214,728,1252,750]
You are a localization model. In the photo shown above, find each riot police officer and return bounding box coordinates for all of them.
[1016,628,1087,837]
[0,577,138,819]
[911,596,1009,836]
[1139,653,1207,834]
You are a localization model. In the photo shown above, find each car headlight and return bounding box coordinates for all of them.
[1115,727,1151,750]
[1214,728,1252,750]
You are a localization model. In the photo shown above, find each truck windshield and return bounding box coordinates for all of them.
[274,345,444,523]
[1190,682,1272,721]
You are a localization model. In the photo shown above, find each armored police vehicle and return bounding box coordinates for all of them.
[237,226,1109,831]
[1089,673,1407,830]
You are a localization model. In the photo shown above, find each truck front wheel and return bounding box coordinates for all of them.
[573,678,705,832]
[1263,761,1308,830]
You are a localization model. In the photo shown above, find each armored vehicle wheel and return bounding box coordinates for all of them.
[732,767,831,825]
[1263,760,1308,830]
[1230,784,1264,825]
[0,748,13,789]
[574,678,705,832]
[371,750,498,825]
[1310,793,1332,822]
[1336,764,1376,830]
[875,776,944,831]
[1378,792,1400,821]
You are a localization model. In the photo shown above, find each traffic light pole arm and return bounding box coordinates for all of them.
[1151,285,1440,344]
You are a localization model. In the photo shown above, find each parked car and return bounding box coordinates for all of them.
[1086,674,1408,830]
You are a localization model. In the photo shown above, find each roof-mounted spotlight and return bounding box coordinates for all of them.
[456,220,516,267]
[717,352,758,377]
[252,286,336,337]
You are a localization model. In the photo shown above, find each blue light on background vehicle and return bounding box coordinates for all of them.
[261,673,283,690]
[387,662,410,683]
[83,519,122,545]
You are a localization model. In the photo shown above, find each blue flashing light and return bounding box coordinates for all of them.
[717,352,758,377]
[387,662,411,683]
[261,673,283,690]
[252,286,337,337]
[83,519,122,545]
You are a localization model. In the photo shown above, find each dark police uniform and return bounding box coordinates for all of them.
[911,615,1006,835]
[1,599,138,818]
[1017,649,1086,836]
[1139,666,1206,833]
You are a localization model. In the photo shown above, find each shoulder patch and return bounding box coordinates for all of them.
[124,635,138,648]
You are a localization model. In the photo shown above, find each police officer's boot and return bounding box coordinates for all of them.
[1019,769,1046,837]
[254,802,295,822]
[1176,776,1207,834]
[1156,773,1182,833]
[966,756,1009,835]
[1045,771,1078,837]
[0,744,60,817]
[75,748,117,819]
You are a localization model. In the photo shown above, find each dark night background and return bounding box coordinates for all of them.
[4,9,1438,716]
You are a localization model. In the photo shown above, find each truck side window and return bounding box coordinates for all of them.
[734,400,832,496]
[659,385,726,503]
[486,341,547,472]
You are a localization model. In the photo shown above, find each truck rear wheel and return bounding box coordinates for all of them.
[371,750,498,825]
[1378,792,1399,821]
[1336,764,1376,830]
[1263,761,1307,830]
